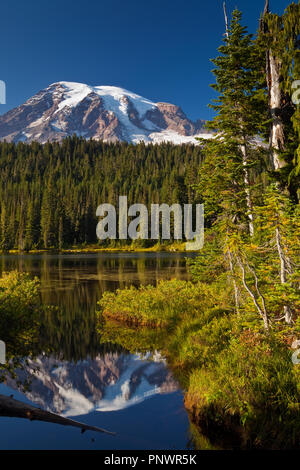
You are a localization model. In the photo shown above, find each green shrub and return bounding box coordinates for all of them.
[0,271,43,384]
[98,279,229,328]
[0,271,40,336]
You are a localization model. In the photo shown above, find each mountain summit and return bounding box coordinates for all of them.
[0,81,210,144]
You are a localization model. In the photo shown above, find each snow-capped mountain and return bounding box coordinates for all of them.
[5,352,178,417]
[0,81,210,144]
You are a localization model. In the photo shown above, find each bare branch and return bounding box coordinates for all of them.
[274,315,286,322]
[245,260,268,320]
[236,255,270,332]
[276,227,293,324]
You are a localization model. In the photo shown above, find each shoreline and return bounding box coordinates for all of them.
[0,243,193,255]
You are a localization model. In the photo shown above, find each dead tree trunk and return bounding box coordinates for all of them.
[223,1,229,39]
[0,394,116,436]
[269,54,286,170]
[261,0,286,170]
[241,143,255,236]
[264,0,269,16]
[261,1,293,325]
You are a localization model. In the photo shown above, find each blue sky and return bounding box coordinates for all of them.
[0,0,291,120]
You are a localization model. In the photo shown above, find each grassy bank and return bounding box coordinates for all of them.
[98,279,300,449]
[0,241,190,255]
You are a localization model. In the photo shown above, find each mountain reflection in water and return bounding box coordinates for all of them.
[0,253,198,450]
[5,352,178,417]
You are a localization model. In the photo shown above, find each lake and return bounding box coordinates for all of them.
[0,252,206,450]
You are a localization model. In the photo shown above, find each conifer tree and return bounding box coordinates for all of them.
[0,206,10,251]
[197,9,267,236]
[40,178,57,249]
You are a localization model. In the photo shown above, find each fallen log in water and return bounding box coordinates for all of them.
[0,394,115,435]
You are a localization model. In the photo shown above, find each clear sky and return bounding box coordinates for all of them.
[0,0,291,120]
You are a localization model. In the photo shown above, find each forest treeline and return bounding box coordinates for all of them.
[0,139,203,250]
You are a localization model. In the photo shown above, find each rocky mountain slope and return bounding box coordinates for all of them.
[0,82,210,144]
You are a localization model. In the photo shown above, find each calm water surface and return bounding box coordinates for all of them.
[0,252,204,450]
